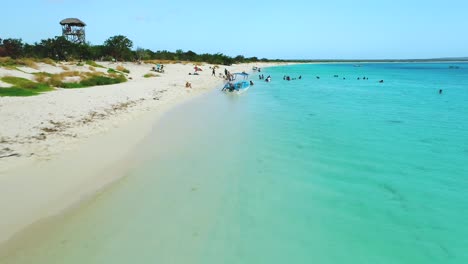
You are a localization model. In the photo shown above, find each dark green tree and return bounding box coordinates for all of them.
[135,47,151,60]
[39,36,78,60]
[1,38,24,58]
[103,35,133,61]
[185,50,197,61]
[234,55,245,63]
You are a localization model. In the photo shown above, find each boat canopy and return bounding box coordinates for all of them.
[232,72,249,80]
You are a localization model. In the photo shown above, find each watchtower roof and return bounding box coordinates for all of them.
[60,18,86,26]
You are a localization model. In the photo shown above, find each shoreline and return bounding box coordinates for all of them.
[0,61,287,250]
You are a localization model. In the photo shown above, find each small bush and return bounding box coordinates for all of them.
[81,75,125,86]
[48,75,65,87]
[60,71,81,78]
[40,58,56,66]
[0,58,39,69]
[82,71,104,78]
[0,57,16,67]
[60,82,85,88]
[61,65,70,71]
[116,65,130,73]
[34,72,53,77]
[89,66,96,71]
[143,73,158,78]
[2,76,39,89]
[0,76,53,96]
[34,73,48,83]
[17,58,39,69]
[0,87,39,97]
[61,75,126,89]
[85,61,105,68]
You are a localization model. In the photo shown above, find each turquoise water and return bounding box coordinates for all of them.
[3,63,468,263]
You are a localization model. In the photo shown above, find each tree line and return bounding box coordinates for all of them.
[0,35,267,65]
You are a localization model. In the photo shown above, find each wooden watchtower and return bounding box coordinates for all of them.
[60,18,86,44]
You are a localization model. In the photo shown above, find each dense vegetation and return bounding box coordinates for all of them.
[0,35,265,65]
[0,76,54,96]
[1,35,466,65]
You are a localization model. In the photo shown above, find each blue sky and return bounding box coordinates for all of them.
[1,0,467,59]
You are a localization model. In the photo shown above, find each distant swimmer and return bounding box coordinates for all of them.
[379,80,384,83]
[343,77,346,80]
[250,80,254,86]
[357,77,360,80]
[299,75,302,80]
[334,75,339,77]
[439,89,443,94]
[316,76,320,79]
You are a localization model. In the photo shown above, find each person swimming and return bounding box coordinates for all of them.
[439,89,443,94]
[379,80,384,83]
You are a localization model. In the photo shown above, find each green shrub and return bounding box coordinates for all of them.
[143,73,158,78]
[2,76,51,91]
[0,57,17,67]
[85,60,105,68]
[0,87,39,96]
[116,65,130,73]
[60,82,86,88]
[0,57,39,69]
[61,75,126,89]
[81,75,125,86]
[0,76,53,96]
[40,58,56,66]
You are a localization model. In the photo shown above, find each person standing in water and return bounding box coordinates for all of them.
[212,68,216,76]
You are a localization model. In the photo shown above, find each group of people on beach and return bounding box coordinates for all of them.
[151,64,164,73]
[223,68,235,81]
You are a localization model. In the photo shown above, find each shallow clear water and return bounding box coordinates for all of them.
[3,63,468,263]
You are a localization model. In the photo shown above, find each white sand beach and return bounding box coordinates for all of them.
[0,61,283,246]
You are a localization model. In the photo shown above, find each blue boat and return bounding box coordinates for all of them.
[222,73,250,94]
